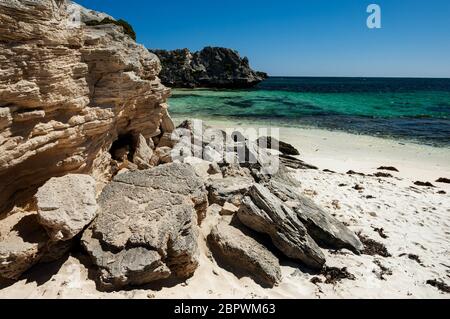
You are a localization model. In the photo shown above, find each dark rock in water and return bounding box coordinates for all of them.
[266,180,363,254]
[377,166,399,172]
[257,136,300,156]
[237,184,326,270]
[436,177,450,184]
[150,47,268,88]
[414,181,435,187]
[81,163,208,290]
[437,190,447,195]
[207,218,282,288]
[323,169,336,173]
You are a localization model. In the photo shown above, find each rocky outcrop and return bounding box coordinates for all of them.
[66,1,114,23]
[208,219,282,287]
[171,119,362,271]
[0,0,170,214]
[150,47,268,88]
[81,163,208,290]
[36,174,98,241]
[238,184,326,270]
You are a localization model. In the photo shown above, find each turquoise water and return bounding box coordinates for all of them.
[169,77,450,146]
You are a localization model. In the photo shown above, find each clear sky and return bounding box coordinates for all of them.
[75,0,450,78]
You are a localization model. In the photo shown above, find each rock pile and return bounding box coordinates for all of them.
[0,1,363,291]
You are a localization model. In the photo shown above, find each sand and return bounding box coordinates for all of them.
[1,122,449,299]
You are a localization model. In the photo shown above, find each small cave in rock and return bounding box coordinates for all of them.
[109,133,136,162]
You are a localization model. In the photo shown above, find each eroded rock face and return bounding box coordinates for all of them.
[0,0,170,214]
[81,163,208,290]
[267,180,363,253]
[208,219,282,288]
[150,47,268,88]
[36,174,98,241]
[238,184,326,270]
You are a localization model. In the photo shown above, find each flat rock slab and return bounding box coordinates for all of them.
[267,180,363,253]
[36,174,98,241]
[208,219,282,287]
[81,163,208,290]
[238,184,326,270]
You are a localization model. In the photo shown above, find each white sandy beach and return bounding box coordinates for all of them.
[1,123,449,299]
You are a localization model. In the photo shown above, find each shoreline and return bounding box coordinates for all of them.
[1,117,448,299]
[174,116,450,188]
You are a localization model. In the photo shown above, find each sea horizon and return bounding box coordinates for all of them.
[170,77,450,147]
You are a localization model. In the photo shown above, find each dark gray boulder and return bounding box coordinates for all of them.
[237,184,326,269]
[81,163,208,290]
[208,219,282,288]
[266,180,363,253]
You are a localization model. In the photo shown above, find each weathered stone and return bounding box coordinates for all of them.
[220,202,239,216]
[208,162,221,175]
[266,180,363,253]
[81,163,208,290]
[238,184,326,269]
[67,1,114,23]
[207,176,254,206]
[157,132,177,148]
[0,0,170,214]
[150,147,173,166]
[36,174,98,241]
[160,106,175,133]
[208,219,282,287]
[221,163,252,178]
[132,134,154,169]
[0,213,47,280]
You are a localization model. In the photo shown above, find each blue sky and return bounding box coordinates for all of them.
[75,0,450,77]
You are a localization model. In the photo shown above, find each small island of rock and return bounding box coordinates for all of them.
[150,47,268,89]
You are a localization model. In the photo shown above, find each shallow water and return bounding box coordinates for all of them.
[168,77,450,147]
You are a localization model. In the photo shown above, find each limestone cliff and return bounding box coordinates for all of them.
[150,47,268,88]
[0,0,171,214]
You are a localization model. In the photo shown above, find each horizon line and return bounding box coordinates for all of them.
[266,75,450,79]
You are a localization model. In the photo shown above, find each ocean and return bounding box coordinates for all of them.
[169,77,450,147]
